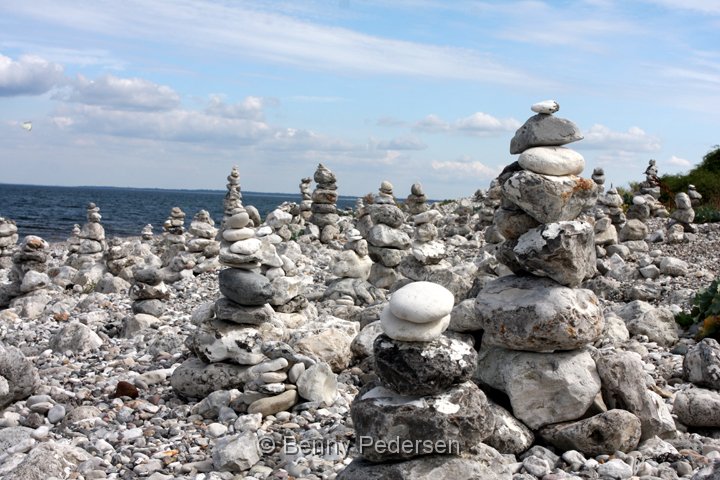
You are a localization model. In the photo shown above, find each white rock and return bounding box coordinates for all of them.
[531,100,560,114]
[223,228,255,242]
[518,146,584,176]
[228,238,262,255]
[380,305,450,341]
[226,212,250,229]
[296,362,338,405]
[389,281,455,324]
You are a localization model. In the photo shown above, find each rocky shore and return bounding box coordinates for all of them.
[2,103,720,480]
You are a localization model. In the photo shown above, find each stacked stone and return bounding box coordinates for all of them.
[11,235,51,295]
[68,203,106,269]
[255,223,307,313]
[667,192,697,241]
[634,160,669,218]
[354,198,373,238]
[264,208,294,241]
[445,201,473,238]
[621,195,652,242]
[688,184,702,207]
[129,267,170,318]
[0,217,19,269]
[187,210,220,274]
[340,281,496,478]
[323,228,375,305]
[409,209,445,265]
[298,177,313,221]
[163,207,186,248]
[310,164,340,243]
[474,100,644,456]
[589,168,618,250]
[477,183,502,229]
[597,187,626,229]
[67,224,81,254]
[404,183,429,215]
[105,238,137,281]
[141,224,154,242]
[367,181,411,289]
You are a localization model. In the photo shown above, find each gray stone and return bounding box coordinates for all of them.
[212,432,260,472]
[619,219,649,241]
[0,426,34,454]
[596,458,633,479]
[502,170,597,224]
[218,268,273,306]
[511,221,596,287]
[367,223,411,249]
[368,245,405,267]
[518,146,584,175]
[132,299,165,316]
[448,299,479,332]
[614,300,678,347]
[684,338,720,389]
[373,334,476,395]
[493,206,541,241]
[380,305,450,342]
[510,114,583,155]
[595,350,676,440]
[475,345,601,429]
[247,389,298,416]
[369,204,405,228]
[296,362,337,405]
[187,319,266,365]
[0,344,39,409]
[121,313,160,337]
[170,357,255,399]
[19,270,50,293]
[389,281,455,324]
[269,275,303,306]
[49,321,103,353]
[350,321,384,359]
[351,381,495,462]
[539,410,642,456]
[674,388,720,428]
[294,327,355,372]
[659,257,689,276]
[475,275,604,352]
[214,298,273,325]
[484,400,534,455]
[2,441,92,480]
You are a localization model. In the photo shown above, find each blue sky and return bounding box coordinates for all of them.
[1,0,718,199]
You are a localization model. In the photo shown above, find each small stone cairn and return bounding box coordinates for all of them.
[589,168,618,249]
[0,217,19,269]
[70,203,106,269]
[187,209,220,274]
[105,237,136,281]
[667,192,697,241]
[67,224,81,254]
[634,160,669,218]
[323,228,375,305]
[354,198,373,238]
[141,224,154,242]
[299,177,313,221]
[10,235,51,296]
[340,281,498,478]
[310,164,340,243]
[474,100,648,455]
[367,181,411,289]
[404,182,429,215]
[129,267,170,319]
[162,207,186,250]
[688,184,702,206]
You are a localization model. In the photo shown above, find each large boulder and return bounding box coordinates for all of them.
[614,300,678,347]
[539,410,642,456]
[0,343,39,409]
[684,338,720,389]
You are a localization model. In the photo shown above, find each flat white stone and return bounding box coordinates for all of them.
[531,100,560,114]
[518,146,584,176]
[229,238,262,255]
[223,228,255,242]
[389,281,455,324]
[380,305,450,341]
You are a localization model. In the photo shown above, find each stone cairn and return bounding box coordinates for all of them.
[310,164,340,243]
[105,237,136,281]
[298,177,313,221]
[323,228,375,305]
[634,159,669,218]
[475,100,652,456]
[69,203,106,269]
[445,200,473,238]
[162,207,186,251]
[11,235,51,297]
[354,198,373,238]
[667,192,697,242]
[404,182,429,215]
[367,181,411,289]
[589,168,618,251]
[0,217,19,269]
[129,267,170,319]
[141,224,154,242]
[171,167,339,420]
[67,224,81,254]
[340,281,497,478]
[187,209,220,274]
[688,184,702,206]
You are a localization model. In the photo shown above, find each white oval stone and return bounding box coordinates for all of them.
[226,212,250,229]
[632,196,646,205]
[223,228,255,242]
[531,100,559,114]
[380,305,450,341]
[229,238,262,255]
[518,146,584,176]
[389,281,455,324]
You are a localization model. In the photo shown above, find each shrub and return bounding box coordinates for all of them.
[694,205,720,224]
[676,276,720,340]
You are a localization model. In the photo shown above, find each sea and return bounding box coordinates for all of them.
[0,183,358,242]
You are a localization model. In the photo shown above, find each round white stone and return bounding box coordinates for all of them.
[223,227,255,242]
[531,100,560,114]
[226,212,250,229]
[380,306,450,341]
[389,281,455,324]
[229,238,262,255]
[632,196,646,205]
[518,146,584,176]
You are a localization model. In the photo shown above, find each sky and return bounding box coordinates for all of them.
[0,0,719,199]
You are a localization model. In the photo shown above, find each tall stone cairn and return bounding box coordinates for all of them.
[474,100,646,455]
[299,176,313,221]
[310,164,340,243]
[70,203,106,268]
[404,182,429,215]
[367,181,411,289]
[163,207,186,246]
[340,281,501,479]
[187,209,220,274]
[0,217,19,269]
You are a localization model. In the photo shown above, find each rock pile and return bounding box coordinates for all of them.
[163,207,186,249]
[128,266,170,328]
[67,224,81,254]
[11,235,51,293]
[688,184,702,206]
[668,192,697,242]
[367,181,411,289]
[341,281,500,478]
[141,223,154,242]
[69,203,106,269]
[473,101,648,455]
[404,183,429,215]
[187,209,220,274]
[0,217,19,269]
[299,177,313,221]
[105,237,136,281]
[310,164,340,244]
[323,228,376,305]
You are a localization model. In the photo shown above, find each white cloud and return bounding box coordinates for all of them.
[431,158,501,178]
[667,155,692,167]
[56,74,180,111]
[580,124,661,152]
[205,95,271,120]
[376,116,407,127]
[414,112,519,136]
[643,0,720,15]
[374,136,427,150]
[414,114,450,133]
[0,53,65,96]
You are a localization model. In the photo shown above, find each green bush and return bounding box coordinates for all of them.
[660,145,720,216]
[676,276,720,340]
[694,206,720,224]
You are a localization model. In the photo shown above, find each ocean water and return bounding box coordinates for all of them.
[0,183,357,242]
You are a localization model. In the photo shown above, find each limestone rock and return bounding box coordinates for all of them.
[294,328,354,373]
[684,338,720,389]
[296,362,337,405]
[247,390,298,417]
[218,268,274,306]
[367,223,411,249]
[475,345,601,429]
[380,304,450,342]
[212,432,260,472]
[389,281,455,324]
[475,275,604,352]
[517,146,584,175]
[187,320,266,365]
[170,358,255,399]
[614,300,678,347]
[49,322,103,353]
[214,299,273,325]
[539,410,642,456]
[674,388,720,428]
[484,401,535,455]
[0,344,39,409]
